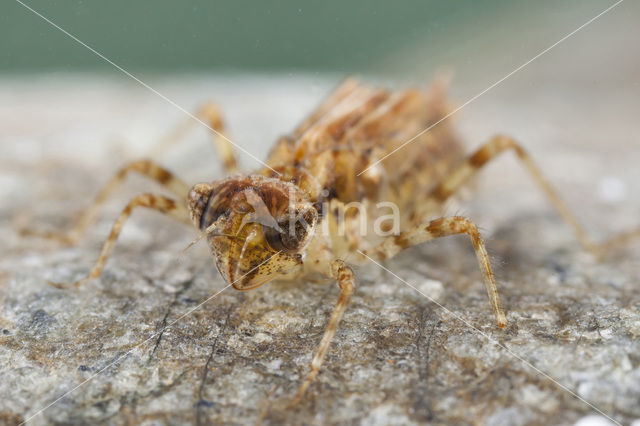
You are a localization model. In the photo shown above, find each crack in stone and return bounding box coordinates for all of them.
[411,307,439,422]
[195,306,233,426]
[147,278,195,364]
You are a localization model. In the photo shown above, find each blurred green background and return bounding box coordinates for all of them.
[2,0,628,78]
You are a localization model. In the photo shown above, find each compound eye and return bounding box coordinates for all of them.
[263,221,304,252]
[263,208,317,253]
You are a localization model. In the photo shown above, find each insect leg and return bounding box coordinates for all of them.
[22,160,189,245]
[54,193,191,289]
[427,134,640,255]
[363,216,507,328]
[152,102,238,173]
[292,259,356,404]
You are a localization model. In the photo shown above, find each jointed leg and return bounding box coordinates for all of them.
[152,102,238,173]
[428,134,640,255]
[53,193,191,289]
[22,160,190,245]
[364,216,507,328]
[292,259,356,404]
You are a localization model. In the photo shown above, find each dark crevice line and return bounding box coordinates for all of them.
[196,307,233,426]
[147,278,195,363]
[413,308,439,421]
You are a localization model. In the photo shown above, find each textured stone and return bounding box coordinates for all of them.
[1,75,639,425]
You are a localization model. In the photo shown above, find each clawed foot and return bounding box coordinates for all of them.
[287,373,315,408]
[46,276,91,289]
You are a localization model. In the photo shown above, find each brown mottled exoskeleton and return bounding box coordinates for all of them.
[24,78,640,402]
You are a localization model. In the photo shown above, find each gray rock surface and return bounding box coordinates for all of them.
[1,74,639,426]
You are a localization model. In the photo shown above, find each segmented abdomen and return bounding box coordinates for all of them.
[262,78,466,225]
